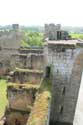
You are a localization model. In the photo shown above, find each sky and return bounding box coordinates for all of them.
[0,0,83,26]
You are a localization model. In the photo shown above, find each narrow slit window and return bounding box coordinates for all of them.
[62,87,66,95]
[45,66,51,78]
[60,106,63,114]
[59,106,63,114]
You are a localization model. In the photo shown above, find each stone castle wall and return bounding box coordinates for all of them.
[44,41,83,125]
[0,30,23,76]
[10,53,44,70]
[9,70,43,84]
[0,31,22,49]
[7,86,38,111]
[1,23,83,125]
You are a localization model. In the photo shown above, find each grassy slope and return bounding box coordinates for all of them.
[0,80,7,118]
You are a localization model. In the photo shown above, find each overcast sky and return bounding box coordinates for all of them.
[0,0,83,26]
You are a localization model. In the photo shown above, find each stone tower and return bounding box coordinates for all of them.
[44,40,83,125]
[44,23,70,40]
[12,24,19,30]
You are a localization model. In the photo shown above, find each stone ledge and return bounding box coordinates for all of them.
[12,68,44,74]
[7,83,40,90]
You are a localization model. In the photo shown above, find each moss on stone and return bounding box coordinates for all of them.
[7,83,40,90]
[15,68,43,74]
[27,91,51,125]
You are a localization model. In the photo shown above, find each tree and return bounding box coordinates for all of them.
[21,32,43,47]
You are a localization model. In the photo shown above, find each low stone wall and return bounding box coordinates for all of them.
[27,91,51,125]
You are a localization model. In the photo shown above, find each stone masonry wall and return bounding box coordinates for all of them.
[7,87,37,111]
[44,42,83,125]
[0,31,23,49]
[10,54,44,70]
[44,24,61,40]
[0,30,23,76]
[9,71,43,84]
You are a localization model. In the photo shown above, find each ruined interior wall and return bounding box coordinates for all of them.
[28,54,44,70]
[0,49,19,75]
[0,31,23,49]
[0,31,22,62]
[0,31,23,76]
[10,54,44,70]
[7,88,36,111]
[10,72,43,84]
[0,49,19,60]
[10,55,28,69]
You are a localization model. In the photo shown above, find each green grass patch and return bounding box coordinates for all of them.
[70,33,83,39]
[39,78,52,93]
[0,80,8,117]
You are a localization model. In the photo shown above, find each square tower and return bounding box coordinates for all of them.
[44,40,83,125]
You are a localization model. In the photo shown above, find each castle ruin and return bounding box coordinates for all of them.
[0,23,83,125]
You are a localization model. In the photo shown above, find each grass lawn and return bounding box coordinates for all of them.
[0,80,8,118]
[70,33,83,39]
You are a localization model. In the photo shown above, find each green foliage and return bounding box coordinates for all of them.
[21,32,43,47]
[70,33,83,39]
[0,80,8,117]
[40,79,52,92]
